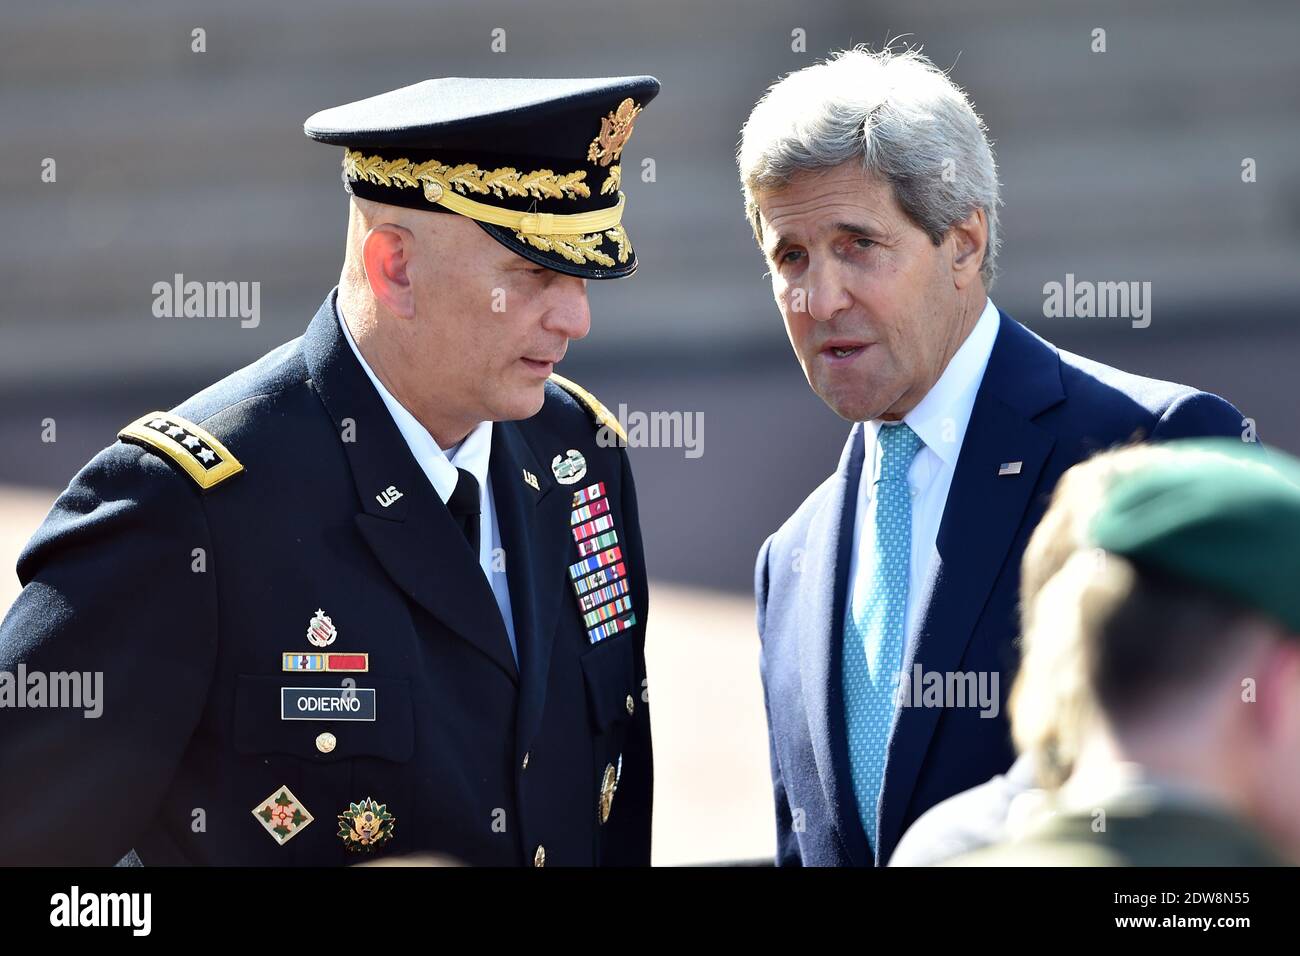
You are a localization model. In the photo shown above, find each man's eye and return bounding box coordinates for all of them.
[780,250,804,265]
[854,237,875,250]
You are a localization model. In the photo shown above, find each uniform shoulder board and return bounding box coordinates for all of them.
[118,411,244,491]
[548,373,626,443]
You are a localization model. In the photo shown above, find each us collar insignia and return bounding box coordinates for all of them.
[338,797,395,852]
[252,786,314,846]
[306,608,337,648]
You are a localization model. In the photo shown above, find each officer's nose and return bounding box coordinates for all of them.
[543,274,591,341]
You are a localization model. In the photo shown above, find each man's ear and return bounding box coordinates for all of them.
[948,207,988,290]
[361,223,416,318]
[1250,638,1300,740]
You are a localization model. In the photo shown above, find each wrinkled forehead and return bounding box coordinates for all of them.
[756,165,904,250]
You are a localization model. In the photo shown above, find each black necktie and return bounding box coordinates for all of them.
[446,467,480,556]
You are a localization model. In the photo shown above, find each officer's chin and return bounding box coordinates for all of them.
[492,379,548,423]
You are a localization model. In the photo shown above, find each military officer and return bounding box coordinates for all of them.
[0,75,659,866]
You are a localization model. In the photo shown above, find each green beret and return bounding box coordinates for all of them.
[1089,439,1300,634]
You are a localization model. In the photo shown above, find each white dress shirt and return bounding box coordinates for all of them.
[337,308,518,663]
[846,296,1001,665]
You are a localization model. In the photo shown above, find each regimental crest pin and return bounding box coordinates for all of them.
[306,608,337,648]
[337,797,395,852]
[252,786,314,846]
[552,449,588,485]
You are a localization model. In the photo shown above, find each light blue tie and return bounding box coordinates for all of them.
[843,421,923,853]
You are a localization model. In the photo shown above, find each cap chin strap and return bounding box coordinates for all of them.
[343,148,624,235]
[430,186,625,235]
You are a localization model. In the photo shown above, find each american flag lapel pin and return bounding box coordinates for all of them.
[998,461,1023,476]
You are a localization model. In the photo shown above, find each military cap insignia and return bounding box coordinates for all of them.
[338,797,395,852]
[118,411,243,491]
[588,97,642,197]
[252,786,314,846]
[549,373,627,443]
[588,98,642,167]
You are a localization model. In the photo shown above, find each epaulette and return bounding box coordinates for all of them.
[118,411,244,491]
[549,373,626,443]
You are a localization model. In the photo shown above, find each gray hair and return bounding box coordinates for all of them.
[737,45,1002,287]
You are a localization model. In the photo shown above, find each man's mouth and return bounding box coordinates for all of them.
[820,341,871,360]
[520,356,561,373]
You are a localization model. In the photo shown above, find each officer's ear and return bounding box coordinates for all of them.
[948,206,988,291]
[362,223,416,318]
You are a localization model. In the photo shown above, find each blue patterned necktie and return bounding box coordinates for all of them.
[843,421,923,853]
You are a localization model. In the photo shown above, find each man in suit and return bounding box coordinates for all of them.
[953,440,1300,866]
[0,76,658,865]
[737,46,1249,866]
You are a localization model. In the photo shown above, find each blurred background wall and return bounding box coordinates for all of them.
[2,0,1298,863]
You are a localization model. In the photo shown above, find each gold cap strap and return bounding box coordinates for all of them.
[344,149,624,236]
[432,188,625,235]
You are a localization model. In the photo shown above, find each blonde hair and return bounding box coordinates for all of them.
[1013,443,1180,785]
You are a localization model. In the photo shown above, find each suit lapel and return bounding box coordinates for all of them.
[490,421,571,750]
[799,422,874,866]
[876,313,1065,860]
[303,289,518,683]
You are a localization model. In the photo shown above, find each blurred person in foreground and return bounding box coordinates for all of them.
[0,76,659,866]
[740,44,1250,866]
[891,442,1185,866]
[952,440,1300,866]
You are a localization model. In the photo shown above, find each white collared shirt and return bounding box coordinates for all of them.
[337,308,518,663]
[846,296,1000,665]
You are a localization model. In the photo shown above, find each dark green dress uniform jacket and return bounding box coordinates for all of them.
[0,289,652,866]
[947,797,1288,867]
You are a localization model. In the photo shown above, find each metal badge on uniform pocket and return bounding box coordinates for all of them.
[338,797,395,852]
[252,786,314,846]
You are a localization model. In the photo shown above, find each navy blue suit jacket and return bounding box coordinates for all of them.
[755,310,1247,866]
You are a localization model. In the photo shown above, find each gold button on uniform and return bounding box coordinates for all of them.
[533,844,546,867]
[315,732,337,754]
[625,695,634,715]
